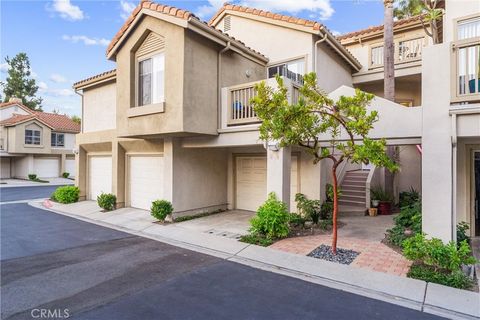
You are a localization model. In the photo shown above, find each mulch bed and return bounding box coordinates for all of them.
[308,244,360,265]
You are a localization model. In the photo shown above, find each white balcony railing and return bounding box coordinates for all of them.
[370,36,427,69]
[452,38,480,102]
[221,77,299,129]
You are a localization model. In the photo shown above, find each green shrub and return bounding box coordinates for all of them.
[295,193,322,223]
[325,183,341,202]
[288,213,305,227]
[457,221,470,245]
[408,264,474,290]
[386,200,421,247]
[52,186,80,204]
[97,193,116,211]
[403,233,476,272]
[239,234,273,247]
[28,174,37,180]
[250,192,290,239]
[399,187,420,208]
[151,200,173,221]
[370,186,394,202]
[62,172,70,178]
[320,201,333,220]
[318,218,333,230]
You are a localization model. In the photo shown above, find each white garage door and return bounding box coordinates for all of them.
[34,157,60,178]
[1,158,11,178]
[89,156,112,200]
[129,156,164,210]
[65,158,76,177]
[236,156,298,212]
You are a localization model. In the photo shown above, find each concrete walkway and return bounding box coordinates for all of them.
[31,200,480,320]
[0,177,73,188]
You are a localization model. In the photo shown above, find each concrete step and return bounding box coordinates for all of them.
[341,181,365,187]
[345,170,369,176]
[341,190,365,197]
[341,185,365,192]
[339,199,366,207]
[340,195,365,202]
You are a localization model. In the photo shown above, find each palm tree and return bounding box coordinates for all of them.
[384,0,395,102]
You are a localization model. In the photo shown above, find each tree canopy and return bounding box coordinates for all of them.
[2,52,43,110]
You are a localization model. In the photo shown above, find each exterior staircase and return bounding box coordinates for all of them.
[338,170,369,211]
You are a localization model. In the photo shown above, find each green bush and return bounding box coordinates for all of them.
[288,213,305,227]
[399,187,420,208]
[151,200,173,221]
[325,183,341,202]
[28,174,37,180]
[52,186,79,204]
[97,193,116,211]
[386,200,421,247]
[403,233,476,272]
[457,221,470,245]
[320,201,333,220]
[239,234,273,247]
[370,186,394,202]
[62,172,70,178]
[295,193,321,223]
[250,192,290,239]
[408,264,473,290]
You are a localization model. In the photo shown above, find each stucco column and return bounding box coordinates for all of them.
[60,153,66,176]
[76,147,87,200]
[112,141,126,208]
[267,146,291,210]
[163,137,174,204]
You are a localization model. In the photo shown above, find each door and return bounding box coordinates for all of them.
[1,157,11,178]
[129,155,164,210]
[235,156,298,212]
[88,156,112,200]
[475,151,480,236]
[34,157,60,177]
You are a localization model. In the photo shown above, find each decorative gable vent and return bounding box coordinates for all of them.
[223,16,231,32]
[137,32,165,57]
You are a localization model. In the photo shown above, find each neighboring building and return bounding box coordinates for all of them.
[74,0,479,242]
[0,99,80,179]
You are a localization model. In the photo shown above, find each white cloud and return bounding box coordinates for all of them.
[196,0,334,21]
[51,0,85,21]
[0,63,8,73]
[49,88,75,97]
[50,73,68,83]
[62,35,110,46]
[120,0,136,20]
[331,30,341,36]
[38,81,49,91]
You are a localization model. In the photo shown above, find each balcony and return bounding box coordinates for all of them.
[220,77,301,131]
[370,36,427,69]
[451,38,480,103]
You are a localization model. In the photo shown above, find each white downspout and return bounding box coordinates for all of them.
[451,113,457,241]
[313,29,328,74]
[218,41,231,129]
[74,89,84,133]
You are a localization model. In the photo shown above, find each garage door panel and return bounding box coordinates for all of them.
[236,156,298,212]
[89,156,112,200]
[129,156,164,211]
[34,158,60,178]
[1,158,11,179]
[65,159,75,177]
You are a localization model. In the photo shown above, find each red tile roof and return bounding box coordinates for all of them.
[0,103,80,133]
[209,3,324,31]
[106,1,266,60]
[337,15,425,41]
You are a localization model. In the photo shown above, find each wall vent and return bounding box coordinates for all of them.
[137,32,165,57]
[224,16,231,32]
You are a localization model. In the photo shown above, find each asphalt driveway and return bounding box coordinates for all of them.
[0,187,444,320]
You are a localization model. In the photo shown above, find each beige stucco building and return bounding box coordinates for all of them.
[0,99,80,179]
[74,0,480,241]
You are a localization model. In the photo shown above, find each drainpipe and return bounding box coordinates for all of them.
[217,41,231,130]
[451,114,457,242]
[313,29,328,74]
[74,89,84,133]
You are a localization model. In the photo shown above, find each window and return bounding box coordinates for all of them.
[268,59,305,84]
[458,16,480,40]
[25,129,41,145]
[51,132,65,147]
[370,46,384,66]
[138,53,165,106]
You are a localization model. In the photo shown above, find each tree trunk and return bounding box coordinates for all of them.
[331,163,339,254]
[384,0,395,101]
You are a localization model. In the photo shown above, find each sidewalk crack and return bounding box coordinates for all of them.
[421,282,428,312]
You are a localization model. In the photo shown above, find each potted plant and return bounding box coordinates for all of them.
[371,187,394,215]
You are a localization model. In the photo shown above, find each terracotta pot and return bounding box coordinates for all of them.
[378,201,392,215]
[369,208,378,217]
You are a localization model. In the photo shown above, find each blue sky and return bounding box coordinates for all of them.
[1,0,385,116]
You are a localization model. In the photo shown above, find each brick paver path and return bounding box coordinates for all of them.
[269,234,412,277]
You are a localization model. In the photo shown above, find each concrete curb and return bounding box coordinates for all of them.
[29,201,480,319]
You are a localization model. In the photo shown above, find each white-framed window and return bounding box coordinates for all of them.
[268,59,305,84]
[138,53,165,107]
[51,132,65,147]
[458,16,480,40]
[25,129,41,145]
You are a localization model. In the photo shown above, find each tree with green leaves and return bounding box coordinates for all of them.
[71,115,81,125]
[2,53,43,110]
[394,0,424,19]
[252,74,398,254]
